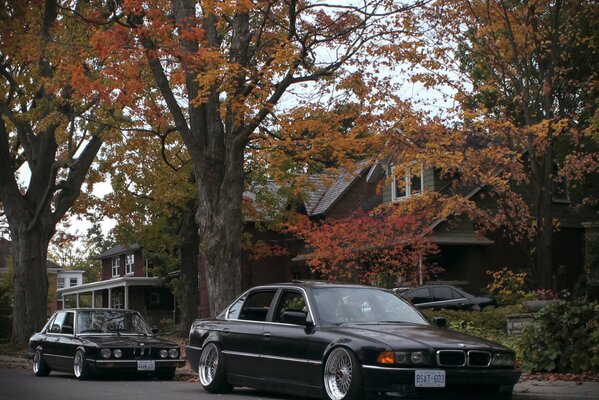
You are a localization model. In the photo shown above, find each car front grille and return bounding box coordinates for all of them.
[436,350,491,367]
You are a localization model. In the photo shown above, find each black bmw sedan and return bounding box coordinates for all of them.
[186,281,520,400]
[28,308,184,380]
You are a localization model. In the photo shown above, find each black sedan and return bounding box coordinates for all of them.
[28,308,184,380]
[186,282,519,399]
[399,284,497,311]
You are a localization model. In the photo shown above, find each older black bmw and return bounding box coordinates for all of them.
[28,308,184,379]
[186,282,520,399]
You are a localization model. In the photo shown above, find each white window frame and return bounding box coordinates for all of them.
[69,277,78,287]
[391,164,424,201]
[112,257,120,278]
[125,253,135,275]
[57,277,65,289]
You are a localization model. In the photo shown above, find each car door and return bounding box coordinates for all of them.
[221,289,277,379]
[260,289,320,388]
[42,312,67,370]
[54,311,77,370]
[431,286,462,309]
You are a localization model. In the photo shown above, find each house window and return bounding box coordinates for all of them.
[69,277,78,287]
[112,257,120,277]
[392,164,424,201]
[57,278,65,289]
[125,253,135,275]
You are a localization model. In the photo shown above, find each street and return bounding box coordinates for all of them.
[1,367,598,400]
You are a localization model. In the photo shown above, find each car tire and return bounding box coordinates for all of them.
[73,349,91,380]
[198,343,232,393]
[32,349,51,377]
[157,367,176,380]
[323,347,363,400]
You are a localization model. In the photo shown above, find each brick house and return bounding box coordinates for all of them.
[286,160,599,296]
[56,244,176,326]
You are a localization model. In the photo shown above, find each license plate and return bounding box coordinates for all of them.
[415,370,445,387]
[137,360,155,371]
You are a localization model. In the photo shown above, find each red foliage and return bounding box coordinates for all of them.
[287,208,439,286]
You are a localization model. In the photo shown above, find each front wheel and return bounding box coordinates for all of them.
[198,343,232,393]
[323,347,363,400]
[32,349,51,377]
[73,349,92,380]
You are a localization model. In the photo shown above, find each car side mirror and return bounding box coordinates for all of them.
[432,317,447,328]
[281,310,308,326]
[151,326,159,334]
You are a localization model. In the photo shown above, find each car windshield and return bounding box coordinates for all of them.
[76,310,152,335]
[312,287,429,325]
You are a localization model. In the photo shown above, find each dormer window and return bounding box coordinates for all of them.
[112,257,120,278]
[392,164,424,201]
[125,253,135,275]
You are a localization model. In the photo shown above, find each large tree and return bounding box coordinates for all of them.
[397,0,599,289]
[0,1,121,343]
[76,0,425,314]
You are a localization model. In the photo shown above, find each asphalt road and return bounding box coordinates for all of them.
[1,367,597,400]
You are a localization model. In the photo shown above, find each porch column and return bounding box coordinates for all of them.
[76,293,80,308]
[108,288,112,308]
[92,291,96,308]
[124,284,129,310]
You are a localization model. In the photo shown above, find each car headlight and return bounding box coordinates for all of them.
[411,351,426,364]
[491,352,515,367]
[113,349,122,358]
[169,348,179,359]
[100,349,111,359]
[160,349,168,359]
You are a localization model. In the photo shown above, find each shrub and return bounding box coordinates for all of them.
[520,300,599,373]
[486,267,529,305]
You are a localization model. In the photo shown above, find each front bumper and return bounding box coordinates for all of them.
[89,358,185,370]
[362,365,521,395]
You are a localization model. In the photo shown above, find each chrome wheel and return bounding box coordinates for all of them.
[324,348,353,400]
[199,343,219,386]
[73,350,87,379]
[32,349,50,376]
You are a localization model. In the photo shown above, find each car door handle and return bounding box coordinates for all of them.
[223,328,230,335]
[263,332,271,340]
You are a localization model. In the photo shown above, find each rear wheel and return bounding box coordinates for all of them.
[73,349,92,380]
[198,343,232,393]
[323,347,363,400]
[32,349,51,377]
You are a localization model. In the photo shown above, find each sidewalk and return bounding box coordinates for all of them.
[514,380,599,399]
[2,354,598,398]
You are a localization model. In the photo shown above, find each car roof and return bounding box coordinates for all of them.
[56,308,140,312]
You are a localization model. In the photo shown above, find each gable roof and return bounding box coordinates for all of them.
[96,244,141,259]
[304,160,373,216]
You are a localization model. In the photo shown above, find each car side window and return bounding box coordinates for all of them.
[273,290,308,324]
[49,311,67,334]
[239,290,277,322]
[227,297,245,319]
[432,286,454,301]
[450,288,466,300]
[408,287,432,304]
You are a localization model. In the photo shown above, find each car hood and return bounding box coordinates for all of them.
[78,335,177,347]
[333,323,511,352]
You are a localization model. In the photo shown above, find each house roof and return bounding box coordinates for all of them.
[305,160,373,216]
[96,244,141,259]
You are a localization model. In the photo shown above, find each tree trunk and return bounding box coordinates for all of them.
[195,146,245,316]
[10,226,53,344]
[179,210,199,330]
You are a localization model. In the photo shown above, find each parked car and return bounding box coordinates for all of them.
[186,281,519,399]
[28,308,184,380]
[399,284,497,311]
